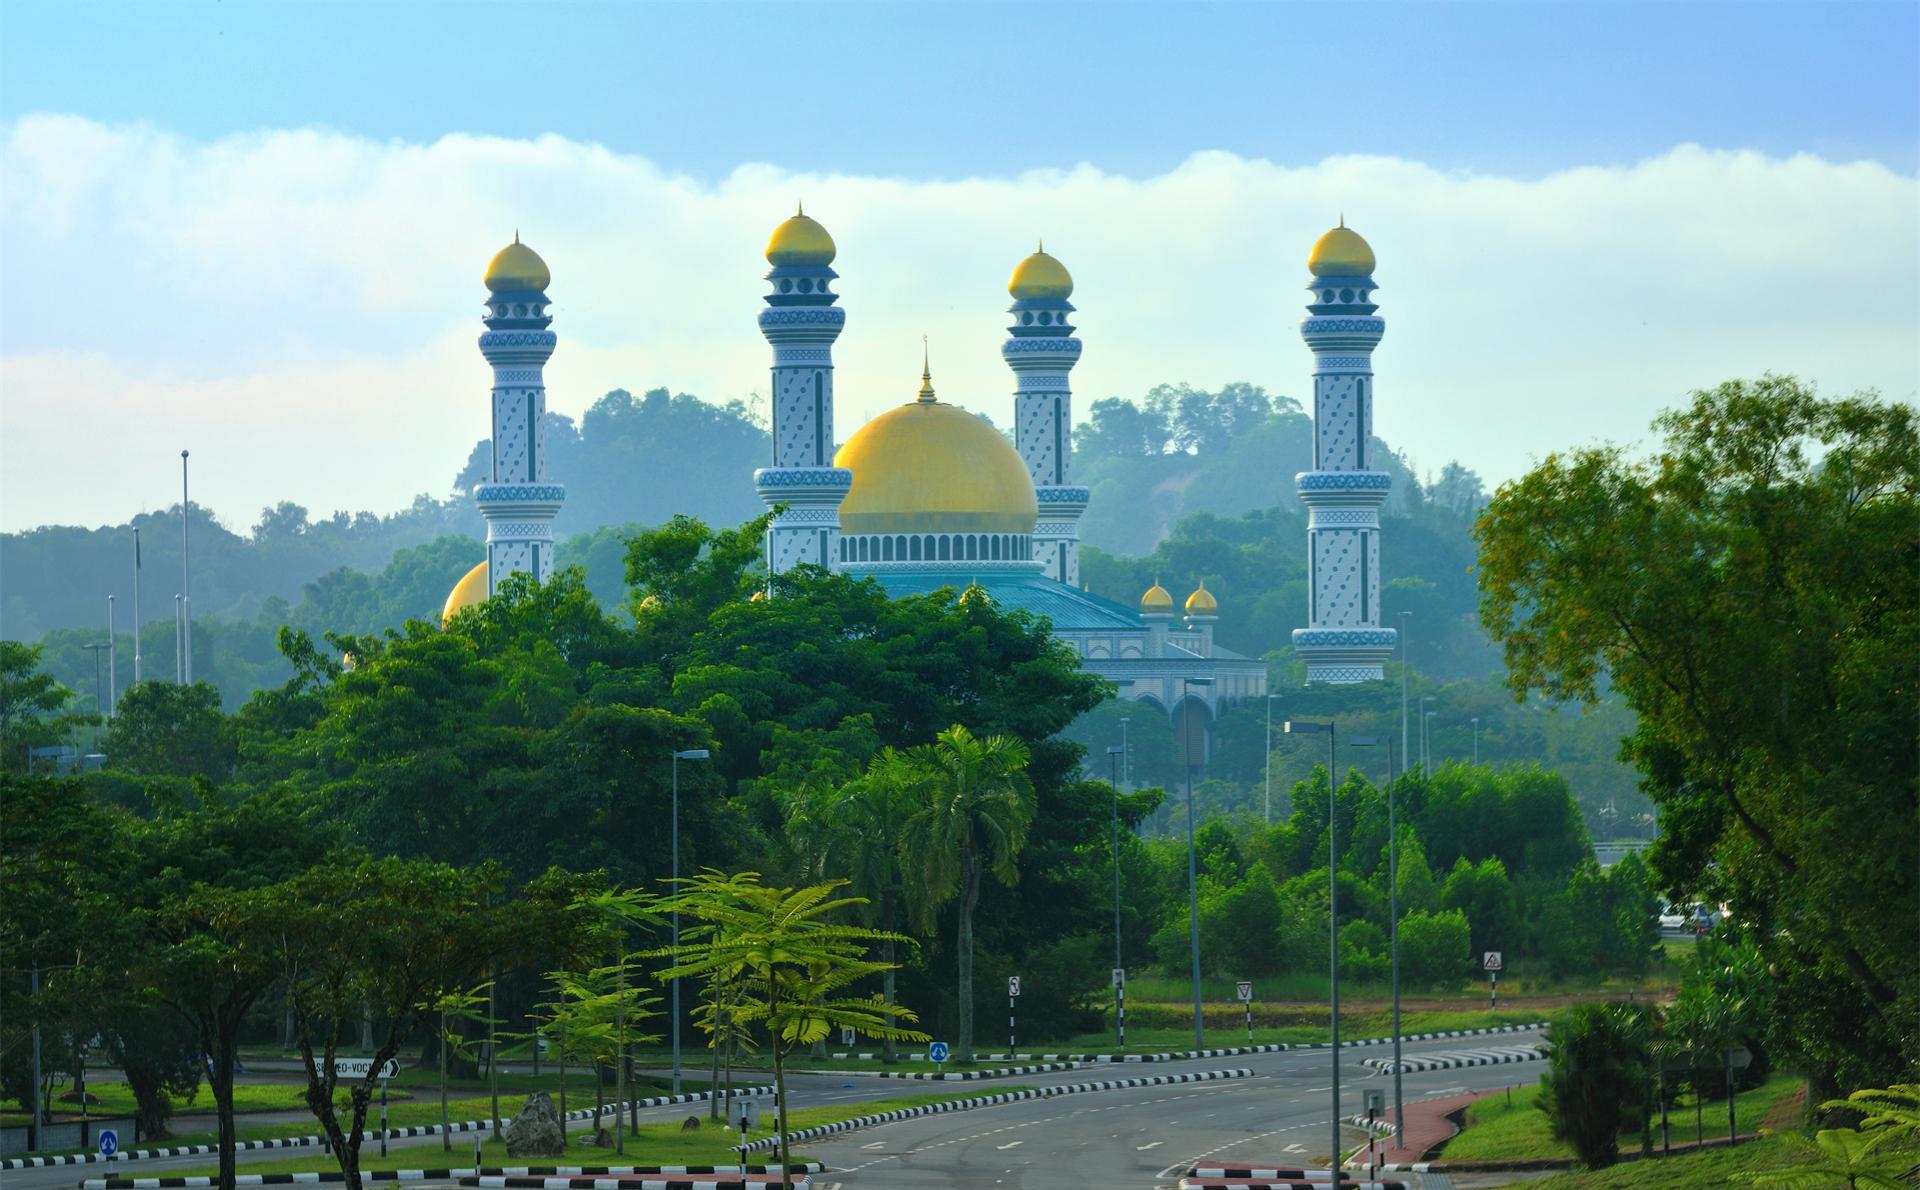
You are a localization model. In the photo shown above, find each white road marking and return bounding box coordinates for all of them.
[1137,1140,1163,1150]
[995,1140,1022,1150]
[859,1141,886,1149]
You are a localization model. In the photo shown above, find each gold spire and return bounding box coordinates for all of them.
[917,337,936,403]
[1140,578,1174,614]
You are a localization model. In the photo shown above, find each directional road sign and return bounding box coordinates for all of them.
[1111,967,1125,988]
[1007,976,1021,998]
[1235,980,1253,1002]
[1482,951,1503,972]
[928,1041,950,1063]
[840,1026,855,1046]
[97,1130,118,1157]
[333,1058,400,1080]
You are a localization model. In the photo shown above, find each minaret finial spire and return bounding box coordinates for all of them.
[797,200,804,216]
[918,336,936,403]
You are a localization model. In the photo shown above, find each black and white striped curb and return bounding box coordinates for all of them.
[1186,1167,1341,1179]
[1182,1180,1407,1190]
[459,1180,805,1190]
[739,1067,1254,1152]
[797,1060,1084,1080]
[79,1165,824,1189]
[4,1088,774,1172]
[1360,1045,1543,1074]
[824,1023,1546,1067]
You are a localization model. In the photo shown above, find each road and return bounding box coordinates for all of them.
[7,1030,1545,1190]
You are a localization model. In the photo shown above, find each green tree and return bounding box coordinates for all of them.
[898,725,1035,1063]
[1740,1127,1912,1190]
[651,873,926,1190]
[1477,376,1918,1093]
[1396,909,1471,986]
[1393,833,1440,916]
[1440,856,1518,958]
[1537,1002,1652,1169]
[0,641,85,771]
[105,680,237,780]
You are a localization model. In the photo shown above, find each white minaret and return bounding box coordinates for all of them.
[1292,221,1396,683]
[1004,245,1087,586]
[475,236,564,592]
[755,206,852,575]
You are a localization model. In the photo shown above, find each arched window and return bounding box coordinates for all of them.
[938,536,951,561]
[882,537,893,561]
[965,535,978,560]
[897,535,907,559]
[990,535,1001,560]
[910,536,922,561]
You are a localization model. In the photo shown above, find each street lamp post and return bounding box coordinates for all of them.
[1264,694,1277,824]
[82,643,109,721]
[1284,719,1339,1168]
[180,450,192,685]
[1351,735,1401,1144]
[1418,696,1434,770]
[670,747,711,1096]
[1106,744,1127,1049]
[107,596,116,719]
[1424,710,1437,770]
[1180,676,1214,1049]
[1471,717,1480,766]
[1396,611,1411,777]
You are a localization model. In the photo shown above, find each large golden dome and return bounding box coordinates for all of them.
[1009,247,1073,300]
[484,236,550,292]
[765,206,836,267]
[1308,221,1375,277]
[834,364,1037,537]
[442,560,489,626]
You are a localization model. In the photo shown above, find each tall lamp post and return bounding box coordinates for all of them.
[81,643,109,722]
[1471,717,1481,766]
[1106,744,1128,1048]
[1263,693,1278,824]
[670,747,711,1096]
[1423,710,1437,770]
[1283,718,1339,1168]
[1351,735,1401,1143]
[1396,611,1411,776]
[106,596,116,719]
[1418,696,1434,770]
[1179,676,1215,1048]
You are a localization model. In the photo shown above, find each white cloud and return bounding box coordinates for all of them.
[1,117,1914,533]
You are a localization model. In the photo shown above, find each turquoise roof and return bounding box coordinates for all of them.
[865,570,1145,632]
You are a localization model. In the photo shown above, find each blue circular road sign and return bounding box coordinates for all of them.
[98,1130,119,1157]
[929,1041,950,1062]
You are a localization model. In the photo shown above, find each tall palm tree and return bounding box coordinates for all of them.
[899,724,1035,1064]
[819,752,924,1061]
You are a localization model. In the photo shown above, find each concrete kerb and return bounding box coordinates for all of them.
[1,1088,774,1173]
[79,1166,825,1189]
[460,1180,806,1190]
[739,1067,1256,1153]
[788,1061,1085,1081]
[1358,1045,1543,1075]
[1362,1128,1770,1174]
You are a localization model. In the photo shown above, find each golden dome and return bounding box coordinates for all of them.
[1140,580,1174,614]
[1185,580,1218,615]
[765,205,836,267]
[638,594,663,611]
[1009,246,1073,300]
[442,560,489,627]
[834,362,1037,537]
[749,589,769,603]
[1307,221,1375,278]
[484,235,551,292]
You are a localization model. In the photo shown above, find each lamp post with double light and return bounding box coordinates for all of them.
[1179,676,1214,1048]
[1351,734,1401,1143]
[1107,744,1127,1048]
[1264,693,1278,824]
[1284,718,1339,1167]
[670,747,711,1096]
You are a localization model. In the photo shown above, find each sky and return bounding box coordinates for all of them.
[1,1,1916,533]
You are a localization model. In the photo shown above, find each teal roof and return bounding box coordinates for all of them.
[865,570,1145,632]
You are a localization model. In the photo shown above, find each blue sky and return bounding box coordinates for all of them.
[1,2,1915,531]
[5,2,1916,178]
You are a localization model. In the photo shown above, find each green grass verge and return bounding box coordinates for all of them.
[164,1088,1032,1175]
[1441,1074,1805,1163]
[1521,1131,1920,1189]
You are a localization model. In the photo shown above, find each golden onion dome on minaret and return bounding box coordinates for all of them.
[1185,580,1218,615]
[1307,218,1375,278]
[484,233,551,292]
[1140,580,1174,614]
[442,560,490,627]
[765,203,837,267]
[1008,243,1074,300]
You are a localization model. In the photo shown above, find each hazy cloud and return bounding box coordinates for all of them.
[2,115,1913,532]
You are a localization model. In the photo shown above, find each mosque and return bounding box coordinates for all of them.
[442,211,1398,745]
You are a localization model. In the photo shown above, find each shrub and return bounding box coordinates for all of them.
[1537,1002,1652,1169]
[1398,908,1472,986]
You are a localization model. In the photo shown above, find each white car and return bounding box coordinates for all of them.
[1659,904,1687,931]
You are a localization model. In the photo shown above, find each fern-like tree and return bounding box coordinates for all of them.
[543,959,661,1151]
[1741,1127,1913,1190]
[1536,1002,1651,1169]
[422,983,492,1152]
[898,725,1035,1064]
[649,872,926,1190]
[568,888,665,1153]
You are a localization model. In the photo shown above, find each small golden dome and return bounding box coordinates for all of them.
[638,594,663,611]
[1185,580,1218,615]
[960,582,991,606]
[834,360,1037,537]
[766,205,836,267]
[1140,580,1174,614]
[749,589,769,603]
[442,560,489,627]
[484,235,551,292]
[1009,245,1073,300]
[1307,221,1375,278]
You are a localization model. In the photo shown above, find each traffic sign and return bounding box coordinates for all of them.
[1111,967,1125,989]
[840,1026,855,1046]
[928,1041,950,1063]
[1482,951,1503,972]
[1235,980,1253,1002]
[98,1130,118,1157]
[333,1058,400,1079]
[1007,975,1021,998]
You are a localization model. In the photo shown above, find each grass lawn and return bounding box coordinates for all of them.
[164,1087,1034,1175]
[1055,1007,1546,1054]
[1522,1131,1920,1189]
[1441,1073,1806,1163]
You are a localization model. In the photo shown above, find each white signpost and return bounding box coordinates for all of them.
[840,1026,855,1048]
[1112,967,1127,1052]
[97,1130,118,1159]
[929,1040,949,1073]
[331,1059,400,1154]
[1006,976,1021,1058]
[1236,981,1254,1043]
[1483,951,1503,1010]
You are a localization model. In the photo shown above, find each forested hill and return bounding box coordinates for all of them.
[9,379,1503,704]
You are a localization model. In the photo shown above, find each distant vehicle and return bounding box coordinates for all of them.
[1659,905,1687,931]
[1692,904,1721,935]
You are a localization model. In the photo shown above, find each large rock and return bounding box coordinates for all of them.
[504,1091,566,1157]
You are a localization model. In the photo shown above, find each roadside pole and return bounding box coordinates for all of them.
[1483,951,1502,1010]
[1112,967,1127,1051]
[1237,981,1254,1046]
[1007,976,1020,1058]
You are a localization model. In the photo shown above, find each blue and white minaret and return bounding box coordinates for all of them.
[476,236,565,593]
[1292,221,1396,683]
[1004,245,1088,586]
[755,206,853,575]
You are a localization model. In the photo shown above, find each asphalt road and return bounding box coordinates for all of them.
[7,1030,1546,1190]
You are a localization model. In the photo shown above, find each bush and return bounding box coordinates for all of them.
[1339,919,1388,982]
[1537,1002,1652,1169]
[1398,908,1472,986]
